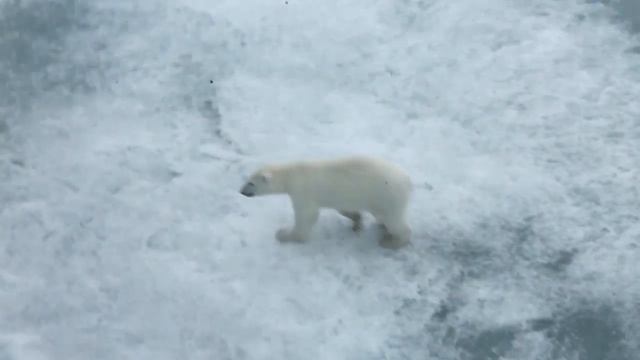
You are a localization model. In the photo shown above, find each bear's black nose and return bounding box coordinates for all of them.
[240,189,254,197]
[240,182,256,197]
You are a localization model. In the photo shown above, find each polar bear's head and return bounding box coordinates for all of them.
[240,169,274,197]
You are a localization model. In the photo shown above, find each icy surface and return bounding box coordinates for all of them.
[1,0,639,359]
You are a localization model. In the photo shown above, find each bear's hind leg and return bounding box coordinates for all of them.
[277,202,319,243]
[338,210,363,232]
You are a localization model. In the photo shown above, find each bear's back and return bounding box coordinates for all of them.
[290,156,411,213]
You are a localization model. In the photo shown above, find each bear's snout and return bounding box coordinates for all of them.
[240,189,254,197]
[240,183,255,197]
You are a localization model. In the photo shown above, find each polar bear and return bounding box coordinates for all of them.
[239,156,412,249]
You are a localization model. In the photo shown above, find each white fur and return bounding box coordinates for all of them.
[240,156,413,249]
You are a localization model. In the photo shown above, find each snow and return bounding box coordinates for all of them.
[1,0,639,359]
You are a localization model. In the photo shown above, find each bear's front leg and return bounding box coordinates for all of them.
[276,201,319,243]
[378,220,411,249]
[339,210,363,232]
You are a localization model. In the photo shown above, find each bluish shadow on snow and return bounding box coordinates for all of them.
[548,306,630,360]
[417,213,635,360]
[455,304,632,360]
[596,0,640,32]
[542,249,578,273]
[0,0,91,112]
[456,325,518,360]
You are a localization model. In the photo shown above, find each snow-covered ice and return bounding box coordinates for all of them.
[1,0,639,359]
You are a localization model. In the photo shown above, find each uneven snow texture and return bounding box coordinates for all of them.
[1,0,639,359]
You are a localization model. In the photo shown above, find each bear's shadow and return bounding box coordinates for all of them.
[294,213,390,254]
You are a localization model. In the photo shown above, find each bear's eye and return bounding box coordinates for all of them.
[247,182,255,187]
